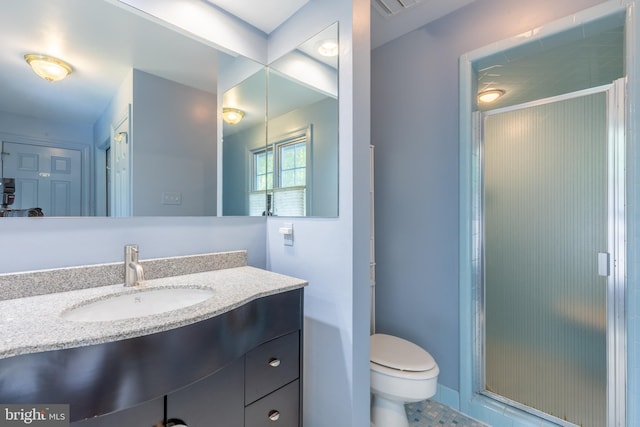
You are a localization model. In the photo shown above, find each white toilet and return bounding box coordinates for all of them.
[370,333,439,427]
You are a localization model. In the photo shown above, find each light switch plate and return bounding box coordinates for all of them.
[279,222,294,246]
[162,192,182,205]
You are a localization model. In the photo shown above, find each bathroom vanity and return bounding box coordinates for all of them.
[0,251,306,426]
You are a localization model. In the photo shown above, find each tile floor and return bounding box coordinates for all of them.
[405,400,489,427]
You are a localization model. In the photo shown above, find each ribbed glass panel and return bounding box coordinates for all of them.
[484,92,607,427]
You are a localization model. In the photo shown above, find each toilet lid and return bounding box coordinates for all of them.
[370,334,436,372]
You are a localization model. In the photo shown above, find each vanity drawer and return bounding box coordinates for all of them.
[245,380,299,427]
[245,331,299,404]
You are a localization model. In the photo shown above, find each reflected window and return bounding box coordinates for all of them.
[279,140,306,188]
[253,149,273,191]
[249,128,310,216]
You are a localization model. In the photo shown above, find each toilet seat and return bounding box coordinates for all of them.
[370,334,436,372]
[370,360,439,380]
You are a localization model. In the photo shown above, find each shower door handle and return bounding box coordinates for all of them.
[598,252,610,277]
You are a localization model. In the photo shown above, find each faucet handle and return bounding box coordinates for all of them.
[125,244,139,262]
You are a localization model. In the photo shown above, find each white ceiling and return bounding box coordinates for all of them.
[0,0,474,127]
[371,0,475,49]
[202,0,474,45]
[0,0,227,125]
[201,0,475,48]
[203,0,310,34]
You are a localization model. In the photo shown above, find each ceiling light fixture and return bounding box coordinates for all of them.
[223,108,245,125]
[114,132,128,143]
[24,54,73,82]
[317,39,339,57]
[478,89,505,104]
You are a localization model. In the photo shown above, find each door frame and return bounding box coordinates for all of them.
[459,1,637,426]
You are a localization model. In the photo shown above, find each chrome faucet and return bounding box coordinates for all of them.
[124,244,145,286]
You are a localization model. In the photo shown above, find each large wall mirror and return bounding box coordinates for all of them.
[0,1,338,218]
[0,0,265,217]
[222,23,339,217]
[221,69,267,216]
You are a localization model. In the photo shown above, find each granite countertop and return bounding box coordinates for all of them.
[0,266,307,360]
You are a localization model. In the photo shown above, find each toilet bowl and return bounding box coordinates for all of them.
[370,334,439,427]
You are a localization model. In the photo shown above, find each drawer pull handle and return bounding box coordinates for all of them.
[268,410,280,421]
[268,358,281,367]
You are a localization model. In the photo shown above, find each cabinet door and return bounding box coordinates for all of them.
[167,356,244,427]
[71,397,164,427]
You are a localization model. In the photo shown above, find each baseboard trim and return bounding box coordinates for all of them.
[432,384,460,410]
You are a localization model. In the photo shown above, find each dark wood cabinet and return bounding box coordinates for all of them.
[245,331,300,405]
[163,331,302,427]
[245,331,301,427]
[71,398,164,427]
[65,289,303,427]
[167,357,245,427]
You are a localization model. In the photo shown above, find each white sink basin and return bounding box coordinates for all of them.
[61,287,215,322]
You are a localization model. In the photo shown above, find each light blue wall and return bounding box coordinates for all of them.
[222,118,265,216]
[371,0,608,395]
[266,0,371,426]
[132,70,217,216]
[0,216,267,274]
[0,112,93,146]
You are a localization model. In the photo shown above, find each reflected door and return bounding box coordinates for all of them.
[482,90,608,426]
[2,141,82,216]
[111,113,131,217]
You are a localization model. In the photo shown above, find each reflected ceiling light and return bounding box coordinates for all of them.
[478,89,505,104]
[114,132,128,143]
[317,39,339,57]
[223,108,245,125]
[24,53,73,82]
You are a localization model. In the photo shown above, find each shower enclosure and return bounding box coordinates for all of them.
[481,87,618,426]
[459,5,631,426]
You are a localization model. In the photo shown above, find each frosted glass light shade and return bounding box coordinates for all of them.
[24,54,73,82]
[478,89,505,103]
[223,108,244,125]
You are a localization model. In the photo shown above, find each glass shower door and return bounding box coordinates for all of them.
[482,91,608,426]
